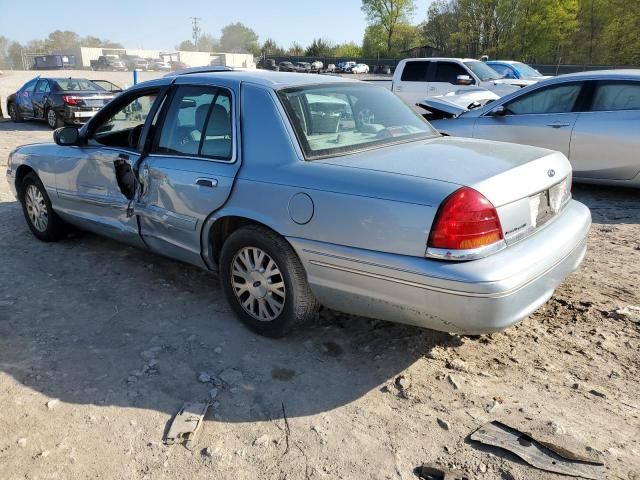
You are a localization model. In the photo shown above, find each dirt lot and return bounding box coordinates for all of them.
[0,119,638,480]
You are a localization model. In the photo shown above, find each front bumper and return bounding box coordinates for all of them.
[289,199,591,334]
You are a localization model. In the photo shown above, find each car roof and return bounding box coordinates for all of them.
[141,69,360,90]
[551,69,640,80]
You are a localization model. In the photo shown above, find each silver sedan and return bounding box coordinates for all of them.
[431,70,640,187]
[7,70,590,337]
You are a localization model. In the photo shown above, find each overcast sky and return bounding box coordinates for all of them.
[0,0,433,49]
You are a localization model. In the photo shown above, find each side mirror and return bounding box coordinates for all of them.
[489,105,507,116]
[53,126,79,146]
[456,75,473,86]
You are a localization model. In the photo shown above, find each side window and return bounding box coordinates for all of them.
[591,81,640,111]
[505,83,583,115]
[93,91,161,148]
[490,64,512,78]
[156,86,233,160]
[35,80,50,93]
[434,62,469,84]
[401,61,429,82]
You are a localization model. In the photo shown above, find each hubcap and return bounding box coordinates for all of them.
[25,184,48,232]
[47,110,57,127]
[231,247,285,322]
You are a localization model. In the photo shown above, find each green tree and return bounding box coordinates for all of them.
[44,30,80,51]
[220,22,260,55]
[305,38,334,57]
[361,0,416,55]
[287,42,305,56]
[262,38,285,56]
[334,42,363,58]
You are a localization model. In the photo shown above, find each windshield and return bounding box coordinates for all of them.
[278,83,439,160]
[53,79,105,91]
[464,61,504,81]
[512,62,544,79]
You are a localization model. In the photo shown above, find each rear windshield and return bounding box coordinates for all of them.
[53,79,104,91]
[278,83,438,159]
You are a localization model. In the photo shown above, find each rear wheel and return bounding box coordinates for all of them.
[219,225,319,337]
[20,173,66,241]
[46,108,63,129]
[8,103,22,123]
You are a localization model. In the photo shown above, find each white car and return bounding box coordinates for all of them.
[392,58,520,110]
[351,64,370,74]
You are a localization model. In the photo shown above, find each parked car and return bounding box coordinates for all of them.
[6,77,117,129]
[336,61,356,73]
[310,61,324,72]
[392,58,521,110]
[351,63,370,74]
[90,55,127,71]
[294,62,312,73]
[126,56,150,71]
[430,70,640,187]
[150,59,171,71]
[486,60,550,87]
[7,70,590,337]
[259,58,279,71]
[278,61,296,72]
[374,65,392,75]
[325,63,336,73]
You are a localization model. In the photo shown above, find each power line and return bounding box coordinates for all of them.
[190,16,201,50]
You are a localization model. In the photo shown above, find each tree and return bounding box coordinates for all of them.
[262,38,285,56]
[334,42,363,58]
[220,22,260,55]
[305,38,334,57]
[287,42,305,56]
[361,0,416,55]
[44,30,80,51]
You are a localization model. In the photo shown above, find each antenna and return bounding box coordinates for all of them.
[190,16,201,50]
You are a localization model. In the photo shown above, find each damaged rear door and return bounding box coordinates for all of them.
[134,80,241,267]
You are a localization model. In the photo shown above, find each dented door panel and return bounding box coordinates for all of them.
[135,155,238,267]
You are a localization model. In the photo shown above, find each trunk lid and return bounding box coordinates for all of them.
[318,136,571,206]
[60,91,115,108]
[318,136,573,247]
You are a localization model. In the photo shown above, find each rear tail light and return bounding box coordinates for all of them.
[62,95,80,105]
[426,187,505,260]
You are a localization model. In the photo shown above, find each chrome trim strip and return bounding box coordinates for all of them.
[309,259,510,298]
[57,190,126,209]
[309,234,588,299]
[425,240,507,261]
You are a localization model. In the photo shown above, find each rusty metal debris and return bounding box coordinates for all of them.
[164,402,210,448]
[470,421,605,479]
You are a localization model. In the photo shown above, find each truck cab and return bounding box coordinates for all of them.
[391,58,520,110]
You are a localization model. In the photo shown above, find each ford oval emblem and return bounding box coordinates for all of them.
[547,169,556,178]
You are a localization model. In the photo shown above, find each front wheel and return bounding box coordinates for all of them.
[8,103,22,123]
[20,173,67,241]
[219,225,319,337]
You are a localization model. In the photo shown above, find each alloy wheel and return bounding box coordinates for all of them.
[47,109,57,129]
[230,246,286,322]
[25,184,48,232]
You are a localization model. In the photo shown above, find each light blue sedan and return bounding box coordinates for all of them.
[6,69,591,337]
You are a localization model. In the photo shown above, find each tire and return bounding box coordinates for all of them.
[219,225,319,337]
[8,103,22,123]
[46,108,63,129]
[20,173,66,241]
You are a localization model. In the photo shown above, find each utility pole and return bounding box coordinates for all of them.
[190,16,201,51]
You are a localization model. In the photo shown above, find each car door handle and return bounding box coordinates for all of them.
[546,122,570,128]
[195,178,218,188]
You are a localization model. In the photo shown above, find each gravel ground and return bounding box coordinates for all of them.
[0,119,638,480]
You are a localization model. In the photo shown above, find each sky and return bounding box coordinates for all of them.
[0,0,433,50]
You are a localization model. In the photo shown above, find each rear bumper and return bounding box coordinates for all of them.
[289,199,591,333]
[61,106,97,124]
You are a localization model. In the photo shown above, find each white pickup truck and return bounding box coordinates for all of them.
[384,58,522,111]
